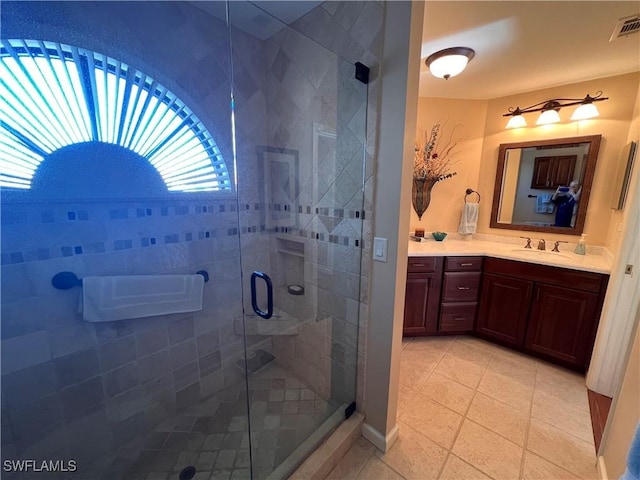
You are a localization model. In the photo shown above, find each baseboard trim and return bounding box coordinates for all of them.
[597,455,608,480]
[362,422,399,452]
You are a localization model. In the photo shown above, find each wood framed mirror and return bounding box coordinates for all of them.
[490,135,602,236]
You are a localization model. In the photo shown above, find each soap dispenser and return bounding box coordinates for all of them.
[575,234,587,255]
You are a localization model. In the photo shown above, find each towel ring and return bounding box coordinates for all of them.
[51,270,209,290]
[465,188,481,203]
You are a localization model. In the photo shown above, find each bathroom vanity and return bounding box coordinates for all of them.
[403,240,610,371]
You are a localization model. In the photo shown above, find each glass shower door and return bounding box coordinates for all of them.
[228,3,369,478]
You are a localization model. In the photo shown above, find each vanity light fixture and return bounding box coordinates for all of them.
[425,47,475,80]
[503,91,609,128]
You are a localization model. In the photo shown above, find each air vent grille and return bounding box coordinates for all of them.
[610,14,640,41]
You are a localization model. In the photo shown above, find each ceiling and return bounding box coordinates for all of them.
[420,1,640,99]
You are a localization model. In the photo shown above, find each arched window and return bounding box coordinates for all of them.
[0,39,231,192]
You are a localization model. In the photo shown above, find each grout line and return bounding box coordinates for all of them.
[519,358,539,479]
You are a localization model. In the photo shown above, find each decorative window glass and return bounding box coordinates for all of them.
[0,39,231,192]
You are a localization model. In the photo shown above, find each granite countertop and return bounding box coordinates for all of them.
[408,238,613,274]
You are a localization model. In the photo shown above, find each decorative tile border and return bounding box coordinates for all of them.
[1,201,368,265]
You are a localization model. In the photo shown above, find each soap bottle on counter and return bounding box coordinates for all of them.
[574,234,587,255]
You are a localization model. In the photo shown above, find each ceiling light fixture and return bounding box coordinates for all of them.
[425,47,475,80]
[504,91,608,128]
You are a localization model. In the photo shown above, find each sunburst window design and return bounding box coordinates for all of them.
[0,39,231,192]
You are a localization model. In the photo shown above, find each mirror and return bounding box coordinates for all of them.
[490,135,602,235]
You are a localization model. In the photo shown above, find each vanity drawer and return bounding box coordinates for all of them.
[445,256,483,272]
[440,303,477,332]
[442,272,481,302]
[408,256,440,273]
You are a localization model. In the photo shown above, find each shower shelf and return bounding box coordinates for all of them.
[276,236,305,258]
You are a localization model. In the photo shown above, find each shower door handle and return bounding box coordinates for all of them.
[251,271,273,319]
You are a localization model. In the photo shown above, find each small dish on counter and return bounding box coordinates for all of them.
[432,231,447,241]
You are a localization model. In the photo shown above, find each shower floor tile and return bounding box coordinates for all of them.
[84,364,339,480]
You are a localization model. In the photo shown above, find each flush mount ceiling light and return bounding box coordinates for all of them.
[504,91,609,129]
[425,47,475,80]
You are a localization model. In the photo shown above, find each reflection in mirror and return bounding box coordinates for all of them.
[491,135,602,236]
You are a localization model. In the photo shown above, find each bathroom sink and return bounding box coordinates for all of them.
[509,249,572,260]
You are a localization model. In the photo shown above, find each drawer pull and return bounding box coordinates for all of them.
[454,317,466,321]
[459,263,473,266]
[412,263,424,267]
[457,286,471,290]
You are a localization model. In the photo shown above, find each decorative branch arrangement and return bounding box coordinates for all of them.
[413,122,462,181]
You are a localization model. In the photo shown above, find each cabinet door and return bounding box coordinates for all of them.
[525,284,600,368]
[531,157,552,189]
[550,155,577,188]
[403,273,439,335]
[477,273,532,346]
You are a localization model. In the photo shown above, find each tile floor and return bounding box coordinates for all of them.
[328,335,598,480]
[83,364,338,480]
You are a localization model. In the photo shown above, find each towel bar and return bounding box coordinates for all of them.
[464,188,481,203]
[51,270,209,290]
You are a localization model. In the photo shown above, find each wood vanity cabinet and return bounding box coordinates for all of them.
[477,273,532,347]
[439,256,483,333]
[477,257,608,370]
[403,257,443,336]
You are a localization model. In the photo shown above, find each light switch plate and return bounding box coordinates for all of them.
[373,237,388,262]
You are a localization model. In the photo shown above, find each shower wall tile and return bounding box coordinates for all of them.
[54,348,101,388]
[0,331,52,375]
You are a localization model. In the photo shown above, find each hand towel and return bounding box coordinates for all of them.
[81,274,205,322]
[458,203,478,235]
[536,194,554,213]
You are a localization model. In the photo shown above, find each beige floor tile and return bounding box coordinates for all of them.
[326,437,376,480]
[357,456,406,480]
[399,358,436,390]
[466,392,528,446]
[454,336,496,353]
[535,365,589,412]
[452,419,523,480]
[484,354,537,386]
[522,451,582,480]
[398,393,463,449]
[447,341,493,364]
[531,390,594,444]
[438,454,492,480]
[376,421,448,480]
[418,372,475,415]
[404,336,453,353]
[491,344,540,368]
[527,419,598,479]
[477,370,534,413]
[402,337,414,349]
[433,353,487,389]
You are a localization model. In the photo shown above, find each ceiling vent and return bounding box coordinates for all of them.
[610,14,640,41]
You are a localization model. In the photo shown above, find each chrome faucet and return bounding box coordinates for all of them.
[520,236,532,249]
[537,239,546,250]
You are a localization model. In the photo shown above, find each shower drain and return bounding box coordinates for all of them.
[179,466,196,480]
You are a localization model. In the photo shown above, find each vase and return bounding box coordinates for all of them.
[412,176,436,220]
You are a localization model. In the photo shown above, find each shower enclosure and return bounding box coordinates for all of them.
[0,1,375,478]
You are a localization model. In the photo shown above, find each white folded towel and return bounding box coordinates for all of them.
[458,203,478,235]
[536,194,554,213]
[81,274,205,322]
